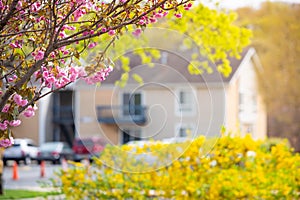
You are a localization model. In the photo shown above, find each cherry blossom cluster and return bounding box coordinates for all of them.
[34,64,113,88]
[0,92,38,132]
[82,66,113,84]
[34,66,82,88]
[0,0,193,146]
[0,137,14,148]
[0,120,21,131]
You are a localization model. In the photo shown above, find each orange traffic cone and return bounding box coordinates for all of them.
[12,161,19,180]
[40,161,45,178]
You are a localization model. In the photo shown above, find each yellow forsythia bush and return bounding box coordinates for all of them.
[54,134,300,199]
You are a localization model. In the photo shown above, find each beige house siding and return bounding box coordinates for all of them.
[196,87,226,137]
[101,85,227,142]
[12,109,39,144]
[225,80,240,135]
[255,95,267,140]
[142,87,178,140]
[76,88,119,144]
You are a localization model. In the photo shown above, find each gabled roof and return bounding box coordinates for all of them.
[103,47,252,85]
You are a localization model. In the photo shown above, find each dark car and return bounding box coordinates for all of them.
[36,142,74,164]
[3,138,39,166]
[73,137,107,162]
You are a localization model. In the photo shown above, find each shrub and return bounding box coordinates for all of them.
[54,134,300,199]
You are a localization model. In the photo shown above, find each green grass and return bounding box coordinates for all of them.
[0,189,61,199]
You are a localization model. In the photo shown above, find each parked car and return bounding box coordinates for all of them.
[124,140,160,165]
[161,137,191,144]
[3,138,39,166]
[36,142,74,164]
[73,137,107,162]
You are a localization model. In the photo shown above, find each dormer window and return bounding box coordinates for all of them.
[161,51,168,65]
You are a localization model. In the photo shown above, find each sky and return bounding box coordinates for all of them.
[204,0,300,9]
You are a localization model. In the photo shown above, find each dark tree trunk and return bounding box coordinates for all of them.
[0,149,3,195]
[0,173,2,195]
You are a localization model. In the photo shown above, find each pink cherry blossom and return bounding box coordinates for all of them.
[8,75,17,82]
[36,16,45,23]
[10,41,22,48]
[2,104,10,113]
[83,66,113,85]
[184,3,193,10]
[88,42,97,48]
[63,25,76,31]
[31,2,41,12]
[32,50,45,61]
[174,13,182,18]
[132,28,142,37]
[23,106,36,118]
[155,12,164,18]
[13,94,28,107]
[16,1,22,10]
[0,122,7,131]
[73,8,86,21]
[9,120,21,127]
[59,31,67,38]
[138,19,146,25]
[0,137,14,148]
[108,30,116,36]
[149,18,157,23]
[76,0,86,4]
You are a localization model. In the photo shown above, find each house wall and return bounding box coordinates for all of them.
[114,84,226,141]
[11,109,39,145]
[225,79,240,134]
[227,50,267,140]
[195,87,226,137]
[255,95,267,140]
[76,87,120,145]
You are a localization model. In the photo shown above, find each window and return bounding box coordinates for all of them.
[176,89,195,115]
[239,92,257,113]
[161,51,168,64]
[122,129,142,144]
[176,124,194,137]
[241,123,254,135]
[122,93,142,116]
[239,92,244,112]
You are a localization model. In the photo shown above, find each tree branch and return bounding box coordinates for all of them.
[0,0,18,32]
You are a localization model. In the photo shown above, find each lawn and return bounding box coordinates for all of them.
[0,189,61,199]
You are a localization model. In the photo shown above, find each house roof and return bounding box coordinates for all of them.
[102,47,252,85]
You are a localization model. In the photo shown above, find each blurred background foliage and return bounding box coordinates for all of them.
[236,2,300,151]
[55,134,299,199]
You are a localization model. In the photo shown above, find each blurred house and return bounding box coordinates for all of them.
[13,47,267,146]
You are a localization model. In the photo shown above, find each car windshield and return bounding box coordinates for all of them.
[40,143,60,151]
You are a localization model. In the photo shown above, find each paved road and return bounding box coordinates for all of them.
[3,162,62,191]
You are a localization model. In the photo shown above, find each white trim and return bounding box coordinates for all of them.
[38,90,51,145]
[229,47,256,85]
[74,90,80,138]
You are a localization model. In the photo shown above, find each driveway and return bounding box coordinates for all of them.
[3,162,62,191]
